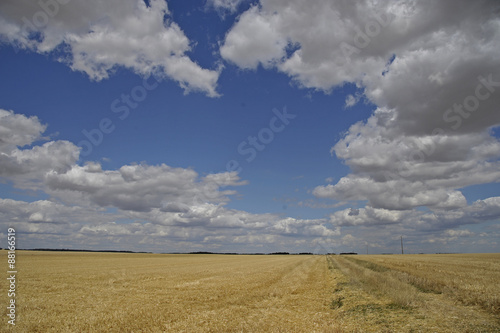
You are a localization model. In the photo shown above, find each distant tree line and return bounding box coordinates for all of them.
[188,251,316,255]
[8,248,360,255]
[21,248,152,253]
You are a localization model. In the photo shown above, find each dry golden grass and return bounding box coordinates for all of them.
[1,251,499,332]
[329,255,421,308]
[1,251,339,332]
[355,253,500,315]
[327,254,500,332]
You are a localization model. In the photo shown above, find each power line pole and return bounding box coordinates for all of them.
[400,236,404,255]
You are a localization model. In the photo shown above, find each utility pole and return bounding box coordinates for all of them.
[400,236,404,255]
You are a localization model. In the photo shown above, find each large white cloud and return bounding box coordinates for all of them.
[2,1,500,252]
[0,109,80,190]
[0,197,339,253]
[0,111,248,212]
[0,109,46,152]
[329,197,500,229]
[220,5,288,69]
[221,0,500,97]
[0,109,339,252]
[0,0,220,96]
[313,113,500,210]
[0,198,116,226]
[221,0,397,88]
[45,162,248,212]
[221,0,500,212]
[326,197,500,253]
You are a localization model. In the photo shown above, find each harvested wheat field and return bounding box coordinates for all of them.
[1,251,499,332]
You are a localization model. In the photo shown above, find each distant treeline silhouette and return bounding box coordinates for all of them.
[188,251,315,255]
[8,249,331,255]
[21,248,152,253]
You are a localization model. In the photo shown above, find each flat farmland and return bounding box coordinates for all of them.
[1,251,500,332]
[327,254,500,332]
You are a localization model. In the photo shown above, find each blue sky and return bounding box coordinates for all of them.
[0,0,499,254]
[0,47,360,217]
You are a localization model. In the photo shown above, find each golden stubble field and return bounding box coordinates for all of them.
[1,251,499,332]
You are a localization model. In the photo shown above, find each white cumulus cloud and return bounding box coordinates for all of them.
[0,109,340,252]
[0,0,220,96]
[221,0,500,212]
